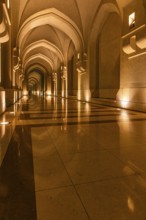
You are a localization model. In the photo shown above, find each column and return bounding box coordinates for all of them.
[46,75,52,95]
[61,66,68,98]
[76,53,90,101]
[0,44,1,85]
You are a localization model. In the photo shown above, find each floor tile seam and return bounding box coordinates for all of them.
[55,148,108,157]
[20,110,122,114]
[35,184,73,193]
[19,113,134,121]
[73,173,138,187]
[56,147,133,163]
[16,118,146,126]
[18,116,124,121]
[54,145,91,220]
[20,112,132,117]
[105,149,144,175]
[72,173,139,219]
[18,114,140,121]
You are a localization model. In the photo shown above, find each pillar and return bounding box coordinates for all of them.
[61,66,68,98]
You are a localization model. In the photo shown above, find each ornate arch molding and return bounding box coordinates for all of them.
[24,53,54,72]
[22,40,64,63]
[17,8,84,51]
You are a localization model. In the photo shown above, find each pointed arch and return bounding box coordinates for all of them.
[23,53,54,71]
[17,8,84,51]
[22,39,64,63]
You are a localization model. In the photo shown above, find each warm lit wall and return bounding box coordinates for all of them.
[117,0,146,111]
[0,91,6,114]
[1,43,12,88]
[98,13,121,99]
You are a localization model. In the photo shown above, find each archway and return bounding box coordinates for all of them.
[89,3,121,99]
[98,12,121,99]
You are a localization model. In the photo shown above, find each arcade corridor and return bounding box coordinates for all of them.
[1,0,146,219]
[1,95,146,219]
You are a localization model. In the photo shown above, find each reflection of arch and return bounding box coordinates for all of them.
[27,72,42,90]
[22,40,64,63]
[24,53,54,71]
[17,8,84,51]
[89,3,121,98]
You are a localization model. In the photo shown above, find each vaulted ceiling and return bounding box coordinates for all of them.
[9,0,134,90]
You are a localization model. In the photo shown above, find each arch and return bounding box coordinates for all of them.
[98,12,121,98]
[27,71,43,91]
[23,53,54,71]
[22,39,64,63]
[28,72,41,81]
[17,8,84,51]
[26,64,48,75]
[88,3,121,98]
[89,3,120,46]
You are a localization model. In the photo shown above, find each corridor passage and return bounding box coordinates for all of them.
[1,95,146,219]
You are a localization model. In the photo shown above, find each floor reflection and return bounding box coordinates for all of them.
[1,95,146,219]
[0,125,37,220]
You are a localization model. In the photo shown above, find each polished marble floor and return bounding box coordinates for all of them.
[1,95,146,219]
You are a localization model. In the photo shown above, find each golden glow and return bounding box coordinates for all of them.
[23,96,28,101]
[62,78,66,98]
[129,12,135,28]
[121,111,128,117]
[0,44,1,83]
[2,3,11,26]
[6,0,10,9]
[128,197,135,213]
[85,91,90,102]
[77,53,80,60]
[122,24,145,39]
[121,97,129,108]
[78,101,81,121]
[1,92,6,113]
[85,103,90,112]
[120,111,130,121]
[0,122,10,125]
[23,91,28,96]
[9,112,15,114]
[0,123,5,139]
[46,91,51,96]
[14,91,18,103]
[128,52,146,60]
[77,91,81,100]
[46,95,51,101]
[62,88,64,97]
